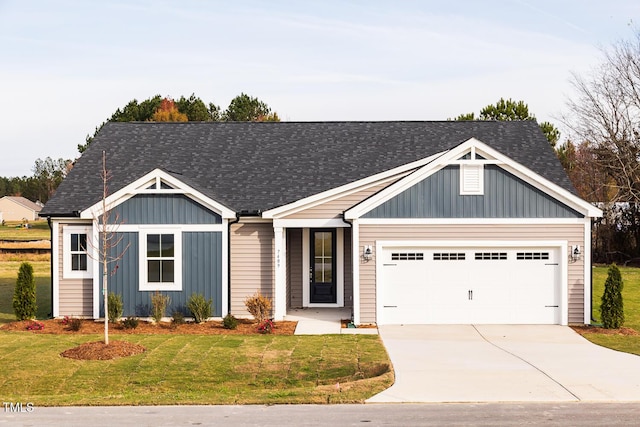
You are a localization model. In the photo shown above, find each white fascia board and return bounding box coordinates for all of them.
[80,168,236,220]
[262,153,444,219]
[345,137,602,219]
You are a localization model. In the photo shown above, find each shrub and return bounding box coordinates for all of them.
[68,317,83,332]
[150,291,170,323]
[244,292,272,323]
[107,293,124,323]
[187,293,212,323]
[257,319,274,334]
[13,262,37,320]
[222,313,238,330]
[122,317,140,329]
[171,311,185,326]
[600,263,624,329]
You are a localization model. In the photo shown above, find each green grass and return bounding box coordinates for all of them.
[584,265,640,355]
[0,220,50,241]
[0,333,392,406]
[0,260,51,324]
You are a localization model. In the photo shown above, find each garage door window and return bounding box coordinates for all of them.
[391,252,424,261]
[433,253,466,260]
[475,252,507,260]
[517,252,550,260]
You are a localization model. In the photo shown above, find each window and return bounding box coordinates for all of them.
[391,252,424,261]
[62,226,92,279]
[475,252,507,260]
[140,230,181,291]
[433,252,466,261]
[517,252,550,260]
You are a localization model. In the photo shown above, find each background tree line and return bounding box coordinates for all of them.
[0,93,278,204]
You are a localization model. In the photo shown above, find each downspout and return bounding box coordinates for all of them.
[341,212,354,324]
[47,216,53,318]
[590,217,598,324]
[227,212,240,315]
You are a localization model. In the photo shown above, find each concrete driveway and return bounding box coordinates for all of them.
[368,325,640,403]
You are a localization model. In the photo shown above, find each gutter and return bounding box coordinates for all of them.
[46,216,53,318]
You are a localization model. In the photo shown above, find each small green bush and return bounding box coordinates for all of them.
[150,291,170,323]
[107,293,124,323]
[600,263,624,329]
[222,313,238,330]
[68,317,83,332]
[187,293,212,323]
[244,292,272,323]
[171,311,185,326]
[13,262,37,320]
[122,317,140,329]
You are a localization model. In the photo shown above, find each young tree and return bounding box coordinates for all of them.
[13,262,37,320]
[223,93,279,122]
[600,264,624,328]
[151,98,188,122]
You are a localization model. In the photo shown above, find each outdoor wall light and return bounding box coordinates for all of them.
[363,245,373,261]
[571,245,581,261]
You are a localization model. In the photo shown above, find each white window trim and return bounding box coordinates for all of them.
[302,228,344,307]
[139,228,182,291]
[62,225,93,279]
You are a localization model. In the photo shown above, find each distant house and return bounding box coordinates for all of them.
[0,196,43,222]
[42,121,602,325]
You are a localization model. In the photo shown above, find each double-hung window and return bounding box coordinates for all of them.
[62,226,92,279]
[140,229,181,291]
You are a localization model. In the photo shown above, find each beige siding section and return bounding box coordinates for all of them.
[358,223,585,324]
[230,222,274,317]
[284,177,403,219]
[287,229,303,308]
[57,223,93,317]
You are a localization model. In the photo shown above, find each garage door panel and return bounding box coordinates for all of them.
[379,246,561,325]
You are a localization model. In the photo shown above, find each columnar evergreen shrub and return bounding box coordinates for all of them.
[187,293,212,323]
[600,263,624,329]
[244,292,272,323]
[107,293,124,323]
[13,262,37,320]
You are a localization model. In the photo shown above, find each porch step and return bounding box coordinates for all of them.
[284,308,378,335]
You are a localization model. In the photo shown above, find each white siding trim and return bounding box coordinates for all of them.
[138,228,183,291]
[80,168,236,220]
[302,228,310,306]
[273,226,287,320]
[273,218,351,228]
[583,218,592,324]
[352,220,361,325]
[221,219,229,318]
[375,239,569,326]
[92,219,100,319]
[51,220,60,318]
[356,218,586,225]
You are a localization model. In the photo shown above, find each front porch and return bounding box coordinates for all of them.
[284,307,377,335]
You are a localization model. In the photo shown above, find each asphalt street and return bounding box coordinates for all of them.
[3,403,640,426]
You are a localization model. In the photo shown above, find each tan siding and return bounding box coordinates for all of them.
[58,279,93,316]
[358,223,585,324]
[287,229,303,308]
[230,222,274,317]
[284,177,402,219]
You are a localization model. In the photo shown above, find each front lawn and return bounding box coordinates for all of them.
[584,265,640,355]
[0,332,392,405]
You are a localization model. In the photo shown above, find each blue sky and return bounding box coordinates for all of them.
[0,0,637,177]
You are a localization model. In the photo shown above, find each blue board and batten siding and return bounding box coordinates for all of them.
[99,194,223,317]
[363,165,582,218]
[109,194,222,224]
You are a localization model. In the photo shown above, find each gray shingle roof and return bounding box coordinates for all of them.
[41,121,574,216]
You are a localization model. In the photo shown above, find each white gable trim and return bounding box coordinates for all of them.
[345,138,602,219]
[80,169,236,220]
[262,153,445,219]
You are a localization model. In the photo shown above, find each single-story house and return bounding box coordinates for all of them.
[0,196,43,222]
[41,121,602,325]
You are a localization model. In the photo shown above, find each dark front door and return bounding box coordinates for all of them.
[310,229,336,303]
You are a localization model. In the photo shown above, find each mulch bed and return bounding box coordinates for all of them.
[2,318,298,361]
[571,325,639,336]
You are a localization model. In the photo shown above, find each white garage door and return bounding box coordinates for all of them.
[379,246,561,324]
